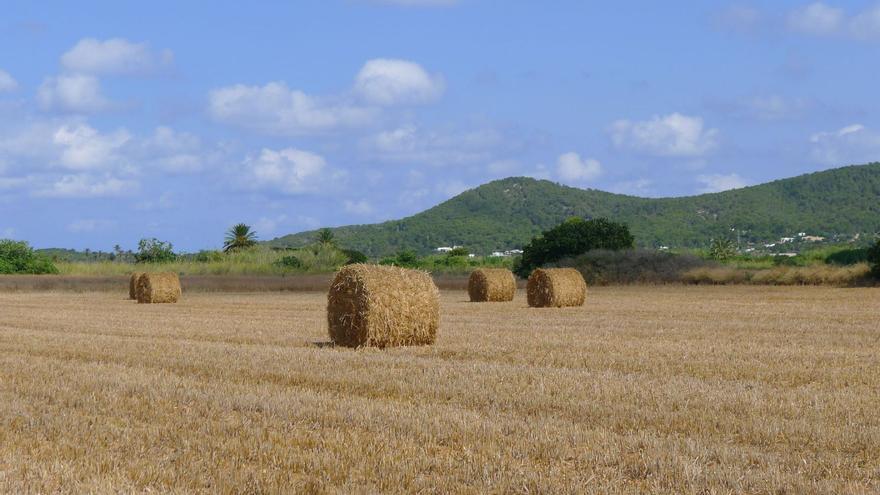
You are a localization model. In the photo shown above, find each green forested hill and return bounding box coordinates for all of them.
[268,163,880,256]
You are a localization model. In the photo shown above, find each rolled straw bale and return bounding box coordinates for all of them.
[468,268,516,302]
[136,272,181,304]
[129,272,145,300]
[527,268,586,308]
[327,264,439,347]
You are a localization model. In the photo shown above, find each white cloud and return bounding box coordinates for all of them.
[253,215,287,236]
[363,124,501,165]
[52,123,131,170]
[851,5,880,39]
[610,113,718,157]
[67,218,116,233]
[141,126,204,173]
[343,200,374,215]
[37,74,112,113]
[783,2,880,39]
[36,175,137,198]
[60,38,173,76]
[0,70,18,92]
[715,5,764,33]
[354,59,444,105]
[241,148,332,194]
[696,173,748,193]
[787,3,844,35]
[208,82,373,135]
[556,152,602,183]
[810,124,880,165]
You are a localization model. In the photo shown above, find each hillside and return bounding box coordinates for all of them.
[268,163,880,256]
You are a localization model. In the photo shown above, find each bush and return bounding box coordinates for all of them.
[379,250,420,268]
[341,248,368,265]
[515,217,634,277]
[274,255,303,269]
[135,238,176,264]
[827,247,870,266]
[868,240,880,277]
[194,250,224,263]
[560,249,711,285]
[0,239,59,274]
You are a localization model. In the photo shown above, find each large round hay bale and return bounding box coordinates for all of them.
[136,272,181,304]
[468,268,516,302]
[527,268,586,308]
[327,264,439,347]
[129,272,145,300]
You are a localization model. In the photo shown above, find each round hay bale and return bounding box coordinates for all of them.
[327,264,439,348]
[527,268,586,308]
[129,272,145,300]
[468,268,516,302]
[136,272,181,304]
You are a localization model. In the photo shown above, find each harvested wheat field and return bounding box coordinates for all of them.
[0,286,878,494]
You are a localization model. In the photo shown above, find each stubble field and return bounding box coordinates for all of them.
[0,286,878,494]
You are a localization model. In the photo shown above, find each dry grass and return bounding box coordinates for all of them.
[0,286,878,493]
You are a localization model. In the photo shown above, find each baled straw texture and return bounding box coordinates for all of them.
[327,264,440,348]
[129,272,145,300]
[468,268,516,302]
[527,268,587,308]
[136,272,182,304]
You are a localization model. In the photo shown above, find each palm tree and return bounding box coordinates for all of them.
[316,228,335,246]
[224,223,258,253]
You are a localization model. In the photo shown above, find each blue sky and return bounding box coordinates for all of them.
[1,1,879,251]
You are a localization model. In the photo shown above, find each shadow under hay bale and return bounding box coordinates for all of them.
[129,272,145,300]
[136,272,181,304]
[468,268,516,302]
[527,268,587,308]
[327,264,440,348]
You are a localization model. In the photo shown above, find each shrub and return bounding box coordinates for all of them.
[194,250,224,263]
[341,248,368,265]
[868,240,880,277]
[135,238,176,264]
[0,239,59,274]
[274,255,303,269]
[379,250,420,268]
[824,248,869,266]
[515,217,634,277]
[560,249,711,285]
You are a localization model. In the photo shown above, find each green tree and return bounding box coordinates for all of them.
[341,248,368,265]
[135,238,176,263]
[708,238,736,261]
[224,223,258,253]
[0,239,59,274]
[867,239,880,278]
[316,228,335,246]
[515,217,634,277]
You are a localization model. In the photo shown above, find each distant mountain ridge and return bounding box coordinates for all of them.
[268,163,880,257]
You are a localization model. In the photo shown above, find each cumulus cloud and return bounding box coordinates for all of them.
[140,126,205,173]
[787,2,844,35]
[208,82,373,135]
[363,124,501,165]
[344,200,374,215]
[37,74,112,113]
[241,148,334,194]
[0,70,18,92]
[696,173,748,193]
[61,38,173,76]
[36,175,137,198]
[784,2,880,39]
[354,59,444,105]
[52,123,131,170]
[610,113,718,157]
[810,124,880,165]
[556,152,602,183]
[67,218,116,233]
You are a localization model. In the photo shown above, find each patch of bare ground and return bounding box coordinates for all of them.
[0,286,878,493]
